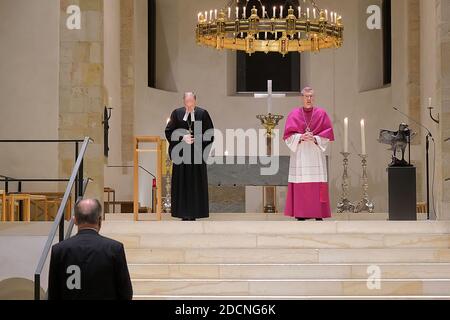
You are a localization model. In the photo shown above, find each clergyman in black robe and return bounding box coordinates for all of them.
[165,92,214,221]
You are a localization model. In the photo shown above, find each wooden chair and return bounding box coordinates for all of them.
[8,194,31,222]
[29,195,48,221]
[0,190,6,222]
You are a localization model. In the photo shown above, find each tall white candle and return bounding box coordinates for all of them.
[280,6,283,18]
[262,6,265,18]
[273,6,276,18]
[243,6,246,18]
[205,11,208,21]
[298,6,301,18]
[307,8,310,19]
[313,8,316,19]
[361,119,366,155]
[228,7,231,19]
[210,10,213,21]
[215,9,218,20]
[344,117,349,153]
[428,97,432,108]
[325,9,328,21]
[236,6,239,19]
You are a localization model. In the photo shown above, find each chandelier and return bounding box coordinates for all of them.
[195,0,344,56]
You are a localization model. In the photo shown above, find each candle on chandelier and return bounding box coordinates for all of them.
[280,6,283,18]
[273,6,276,18]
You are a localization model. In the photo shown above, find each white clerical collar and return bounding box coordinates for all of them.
[183,108,196,122]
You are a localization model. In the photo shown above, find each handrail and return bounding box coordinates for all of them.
[34,137,92,300]
[0,139,84,143]
[107,165,156,179]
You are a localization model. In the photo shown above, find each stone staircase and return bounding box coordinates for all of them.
[101,216,450,299]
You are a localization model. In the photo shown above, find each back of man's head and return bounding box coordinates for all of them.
[74,199,102,230]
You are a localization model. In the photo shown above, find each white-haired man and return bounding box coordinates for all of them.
[283,87,335,221]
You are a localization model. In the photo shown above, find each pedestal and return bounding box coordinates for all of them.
[388,167,417,221]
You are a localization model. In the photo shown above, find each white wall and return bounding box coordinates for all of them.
[0,0,59,191]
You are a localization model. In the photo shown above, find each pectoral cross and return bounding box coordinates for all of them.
[254,80,286,114]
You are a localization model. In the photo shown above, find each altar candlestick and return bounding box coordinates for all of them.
[361,119,366,155]
[344,117,349,153]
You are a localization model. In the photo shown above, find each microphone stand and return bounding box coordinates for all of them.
[393,107,434,220]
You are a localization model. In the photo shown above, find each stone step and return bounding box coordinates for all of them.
[131,279,450,296]
[125,248,450,264]
[105,212,429,221]
[128,263,450,280]
[101,220,447,235]
[109,233,450,249]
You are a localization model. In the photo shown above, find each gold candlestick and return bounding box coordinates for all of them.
[257,113,284,213]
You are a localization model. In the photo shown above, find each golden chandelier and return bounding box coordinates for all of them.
[196,0,344,56]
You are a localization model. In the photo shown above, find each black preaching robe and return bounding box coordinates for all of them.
[165,107,214,220]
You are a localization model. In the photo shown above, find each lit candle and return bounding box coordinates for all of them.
[228,7,231,19]
[330,11,333,23]
[262,6,265,18]
[307,8,310,19]
[280,6,283,18]
[361,119,366,155]
[298,6,301,18]
[344,117,349,153]
[325,9,328,21]
[236,6,239,19]
[313,8,316,19]
[243,6,246,18]
[273,6,276,18]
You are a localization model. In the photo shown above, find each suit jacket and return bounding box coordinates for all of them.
[47,229,133,300]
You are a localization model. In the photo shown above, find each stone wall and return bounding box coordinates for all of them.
[59,0,104,202]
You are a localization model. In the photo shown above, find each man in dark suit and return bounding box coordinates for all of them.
[47,199,133,300]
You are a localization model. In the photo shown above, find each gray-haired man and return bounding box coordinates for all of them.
[48,199,133,300]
